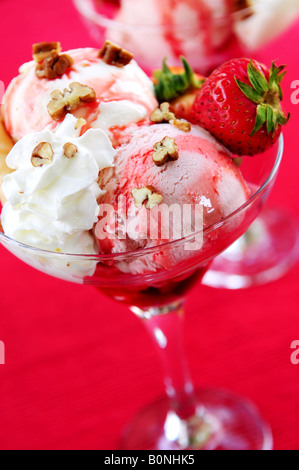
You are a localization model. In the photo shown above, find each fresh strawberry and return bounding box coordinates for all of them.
[190,58,290,156]
[152,57,205,119]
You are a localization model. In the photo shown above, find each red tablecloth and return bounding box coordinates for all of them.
[0,0,299,450]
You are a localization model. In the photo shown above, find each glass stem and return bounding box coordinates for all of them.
[131,300,198,421]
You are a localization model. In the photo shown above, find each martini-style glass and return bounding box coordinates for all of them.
[0,136,283,450]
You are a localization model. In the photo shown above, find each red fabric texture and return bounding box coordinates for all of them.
[0,0,299,450]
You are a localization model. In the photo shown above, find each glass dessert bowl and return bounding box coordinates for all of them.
[0,135,283,450]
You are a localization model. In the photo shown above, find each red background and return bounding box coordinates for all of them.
[0,0,299,450]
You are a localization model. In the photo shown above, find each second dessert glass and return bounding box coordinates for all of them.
[0,136,283,450]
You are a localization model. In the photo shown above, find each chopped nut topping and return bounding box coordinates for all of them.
[98,40,134,67]
[150,102,191,132]
[47,82,96,121]
[33,42,73,79]
[63,142,78,159]
[153,136,179,167]
[132,186,163,209]
[33,42,61,62]
[31,142,54,167]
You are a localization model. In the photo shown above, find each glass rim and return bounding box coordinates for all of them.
[72,0,253,31]
[0,135,284,261]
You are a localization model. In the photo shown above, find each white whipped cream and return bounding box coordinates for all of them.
[1,114,116,280]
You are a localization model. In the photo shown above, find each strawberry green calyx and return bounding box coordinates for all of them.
[235,60,290,137]
[153,56,205,103]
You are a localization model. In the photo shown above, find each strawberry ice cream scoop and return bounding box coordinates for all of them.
[95,123,249,272]
[3,47,157,144]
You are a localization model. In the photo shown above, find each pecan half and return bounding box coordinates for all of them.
[47,82,96,121]
[150,102,191,132]
[153,136,179,167]
[132,186,163,209]
[98,40,134,67]
[31,142,54,167]
[63,142,78,159]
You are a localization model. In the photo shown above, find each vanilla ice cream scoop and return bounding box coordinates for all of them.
[3,46,158,143]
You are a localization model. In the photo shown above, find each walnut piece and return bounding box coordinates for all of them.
[132,186,163,209]
[98,40,134,67]
[63,142,78,159]
[33,42,73,79]
[31,142,54,167]
[153,136,179,167]
[47,82,96,121]
[150,102,191,132]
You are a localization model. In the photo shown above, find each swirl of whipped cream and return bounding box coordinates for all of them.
[1,114,116,280]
